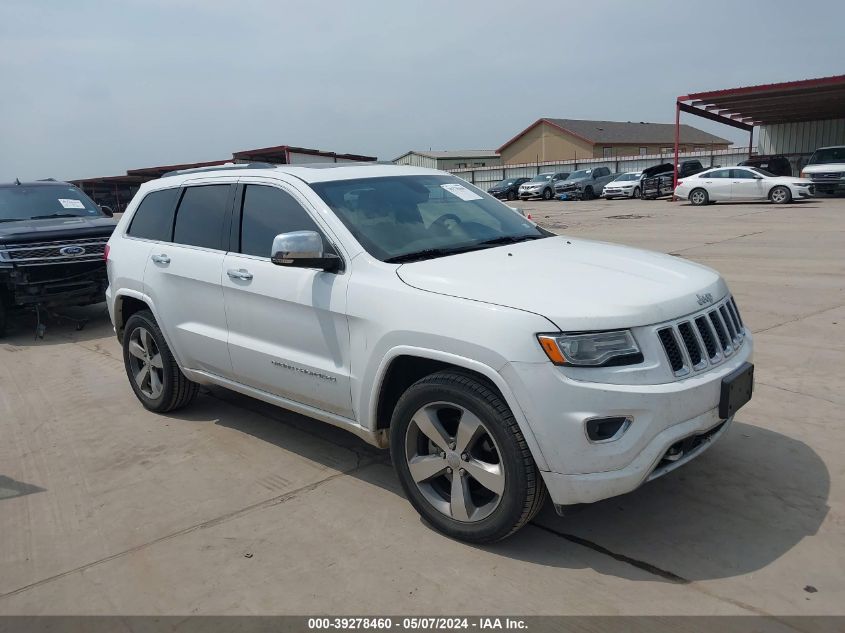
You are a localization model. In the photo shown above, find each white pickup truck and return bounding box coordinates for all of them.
[105,163,753,543]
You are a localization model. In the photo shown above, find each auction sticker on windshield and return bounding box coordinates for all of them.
[58,198,86,209]
[440,183,482,201]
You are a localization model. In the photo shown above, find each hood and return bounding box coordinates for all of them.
[557,177,586,187]
[802,163,845,173]
[0,216,117,244]
[396,236,726,330]
[521,180,547,188]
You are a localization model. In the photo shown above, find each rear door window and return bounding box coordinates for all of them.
[127,188,180,241]
[172,184,233,250]
[706,169,732,179]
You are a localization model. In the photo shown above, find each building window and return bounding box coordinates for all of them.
[694,146,705,152]
[472,162,486,167]
[660,147,674,154]
[456,162,468,168]
[602,147,613,158]
[639,147,648,155]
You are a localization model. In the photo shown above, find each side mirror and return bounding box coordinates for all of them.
[271,230,341,272]
[100,205,114,217]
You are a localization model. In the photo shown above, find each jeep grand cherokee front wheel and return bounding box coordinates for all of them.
[389,371,546,543]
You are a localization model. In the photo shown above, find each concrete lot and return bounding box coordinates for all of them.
[0,196,843,616]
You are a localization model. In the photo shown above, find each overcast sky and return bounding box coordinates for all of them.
[2,0,844,181]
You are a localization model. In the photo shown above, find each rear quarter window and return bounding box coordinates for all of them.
[127,188,180,241]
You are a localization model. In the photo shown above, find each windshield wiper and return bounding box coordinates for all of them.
[384,246,481,264]
[0,218,26,223]
[475,234,546,247]
[29,213,81,220]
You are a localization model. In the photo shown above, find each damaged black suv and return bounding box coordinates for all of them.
[0,180,117,335]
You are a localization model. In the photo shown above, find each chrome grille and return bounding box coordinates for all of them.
[657,295,747,377]
[0,238,108,265]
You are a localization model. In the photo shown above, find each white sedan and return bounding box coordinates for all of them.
[602,172,643,199]
[674,166,813,205]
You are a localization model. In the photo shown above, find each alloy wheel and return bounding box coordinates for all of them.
[691,190,707,205]
[127,326,164,399]
[771,186,789,203]
[404,401,505,523]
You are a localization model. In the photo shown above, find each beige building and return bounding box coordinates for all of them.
[497,118,731,165]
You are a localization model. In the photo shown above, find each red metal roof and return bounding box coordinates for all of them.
[232,144,376,163]
[678,74,845,125]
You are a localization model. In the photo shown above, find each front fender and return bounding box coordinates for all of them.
[364,345,550,472]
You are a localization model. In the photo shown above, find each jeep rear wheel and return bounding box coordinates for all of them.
[123,310,199,413]
[390,371,546,543]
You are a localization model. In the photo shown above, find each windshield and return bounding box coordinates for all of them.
[0,185,103,223]
[494,179,515,188]
[311,175,548,262]
[529,173,552,182]
[808,147,845,165]
[566,170,591,180]
[614,173,640,182]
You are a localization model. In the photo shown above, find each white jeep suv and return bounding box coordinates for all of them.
[105,163,753,543]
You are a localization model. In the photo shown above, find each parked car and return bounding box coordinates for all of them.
[800,146,845,195]
[518,172,569,200]
[107,163,753,543]
[488,177,530,201]
[739,155,792,177]
[554,166,616,200]
[675,166,813,206]
[0,180,116,335]
[603,172,643,199]
[641,161,707,199]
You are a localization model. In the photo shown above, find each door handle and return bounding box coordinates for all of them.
[227,268,253,281]
[151,254,170,264]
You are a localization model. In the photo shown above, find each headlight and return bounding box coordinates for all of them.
[537,330,642,367]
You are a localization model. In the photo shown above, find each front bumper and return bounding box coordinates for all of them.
[519,189,542,198]
[502,336,752,506]
[2,264,109,309]
[603,188,634,198]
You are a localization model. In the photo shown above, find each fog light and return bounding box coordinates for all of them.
[585,416,632,443]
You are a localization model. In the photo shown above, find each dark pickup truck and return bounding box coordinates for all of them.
[640,160,707,199]
[0,181,116,335]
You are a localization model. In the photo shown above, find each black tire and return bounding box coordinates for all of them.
[123,310,199,413]
[506,190,516,201]
[542,187,552,200]
[583,186,594,200]
[0,297,6,338]
[769,185,792,204]
[689,188,709,206]
[389,370,546,543]
[633,186,641,199]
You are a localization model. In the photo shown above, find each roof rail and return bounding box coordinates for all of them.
[161,162,277,178]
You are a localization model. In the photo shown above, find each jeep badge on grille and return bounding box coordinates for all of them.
[696,293,714,306]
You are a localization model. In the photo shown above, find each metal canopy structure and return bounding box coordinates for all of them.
[673,74,845,184]
[232,145,376,163]
[68,144,376,211]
